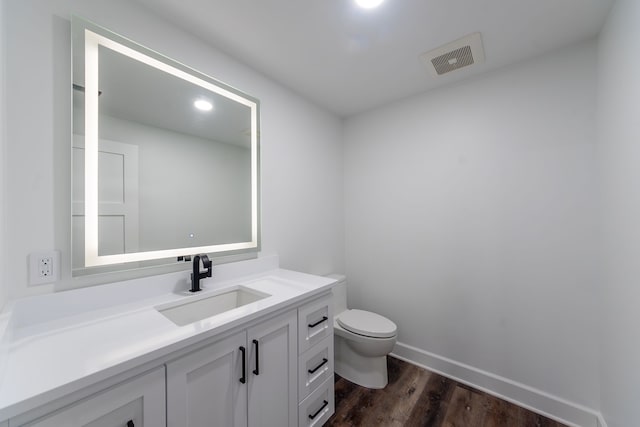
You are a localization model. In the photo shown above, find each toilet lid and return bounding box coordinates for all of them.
[337,309,397,338]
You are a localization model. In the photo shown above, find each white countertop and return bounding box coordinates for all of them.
[0,255,336,421]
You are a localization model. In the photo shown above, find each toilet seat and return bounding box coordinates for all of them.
[337,309,397,338]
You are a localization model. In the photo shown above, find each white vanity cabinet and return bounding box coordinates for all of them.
[166,331,247,427]
[297,295,335,427]
[3,281,335,427]
[18,367,166,427]
[246,310,297,427]
[166,310,297,427]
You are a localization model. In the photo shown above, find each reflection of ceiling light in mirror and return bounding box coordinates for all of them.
[194,99,213,111]
[355,0,384,9]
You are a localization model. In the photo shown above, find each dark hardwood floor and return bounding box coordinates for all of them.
[325,357,568,427]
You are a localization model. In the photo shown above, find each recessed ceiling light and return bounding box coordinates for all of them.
[194,99,213,111]
[355,0,384,9]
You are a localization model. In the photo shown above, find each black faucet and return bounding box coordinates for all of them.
[190,254,212,292]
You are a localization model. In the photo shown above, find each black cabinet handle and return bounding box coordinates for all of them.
[308,400,329,420]
[127,421,134,427]
[239,346,246,384]
[252,339,260,375]
[308,316,328,328]
[308,358,329,374]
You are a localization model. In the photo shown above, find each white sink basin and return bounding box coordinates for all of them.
[158,287,270,326]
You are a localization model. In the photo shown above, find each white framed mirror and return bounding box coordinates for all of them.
[72,16,260,275]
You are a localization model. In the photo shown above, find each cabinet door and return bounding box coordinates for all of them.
[166,331,247,427]
[25,367,165,427]
[247,311,297,427]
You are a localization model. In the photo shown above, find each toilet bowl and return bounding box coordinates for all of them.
[329,275,397,389]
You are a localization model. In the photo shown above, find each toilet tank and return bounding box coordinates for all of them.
[327,274,347,315]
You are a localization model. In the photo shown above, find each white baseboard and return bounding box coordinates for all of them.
[391,342,601,427]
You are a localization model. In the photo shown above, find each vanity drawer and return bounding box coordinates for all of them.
[298,294,333,354]
[298,376,334,427]
[298,335,334,402]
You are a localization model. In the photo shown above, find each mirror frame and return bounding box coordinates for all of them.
[73,17,260,269]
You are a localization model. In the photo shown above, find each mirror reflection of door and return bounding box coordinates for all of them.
[72,136,139,269]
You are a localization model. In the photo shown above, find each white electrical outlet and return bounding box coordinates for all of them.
[29,251,60,285]
[39,256,53,277]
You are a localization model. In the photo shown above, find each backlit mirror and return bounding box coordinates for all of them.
[71,17,260,275]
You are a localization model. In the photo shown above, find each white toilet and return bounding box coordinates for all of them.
[329,274,397,389]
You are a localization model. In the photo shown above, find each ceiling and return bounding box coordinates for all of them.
[133,0,615,117]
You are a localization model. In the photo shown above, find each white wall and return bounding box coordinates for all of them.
[597,1,640,426]
[344,42,600,411]
[2,0,344,300]
[0,0,7,310]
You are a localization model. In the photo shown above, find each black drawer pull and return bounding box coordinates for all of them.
[308,400,329,420]
[308,358,328,374]
[308,316,328,328]
[252,339,260,375]
[127,421,134,427]
[239,346,246,384]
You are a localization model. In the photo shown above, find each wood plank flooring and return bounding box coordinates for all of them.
[325,357,568,427]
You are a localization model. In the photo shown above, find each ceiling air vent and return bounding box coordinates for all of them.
[420,32,485,77]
